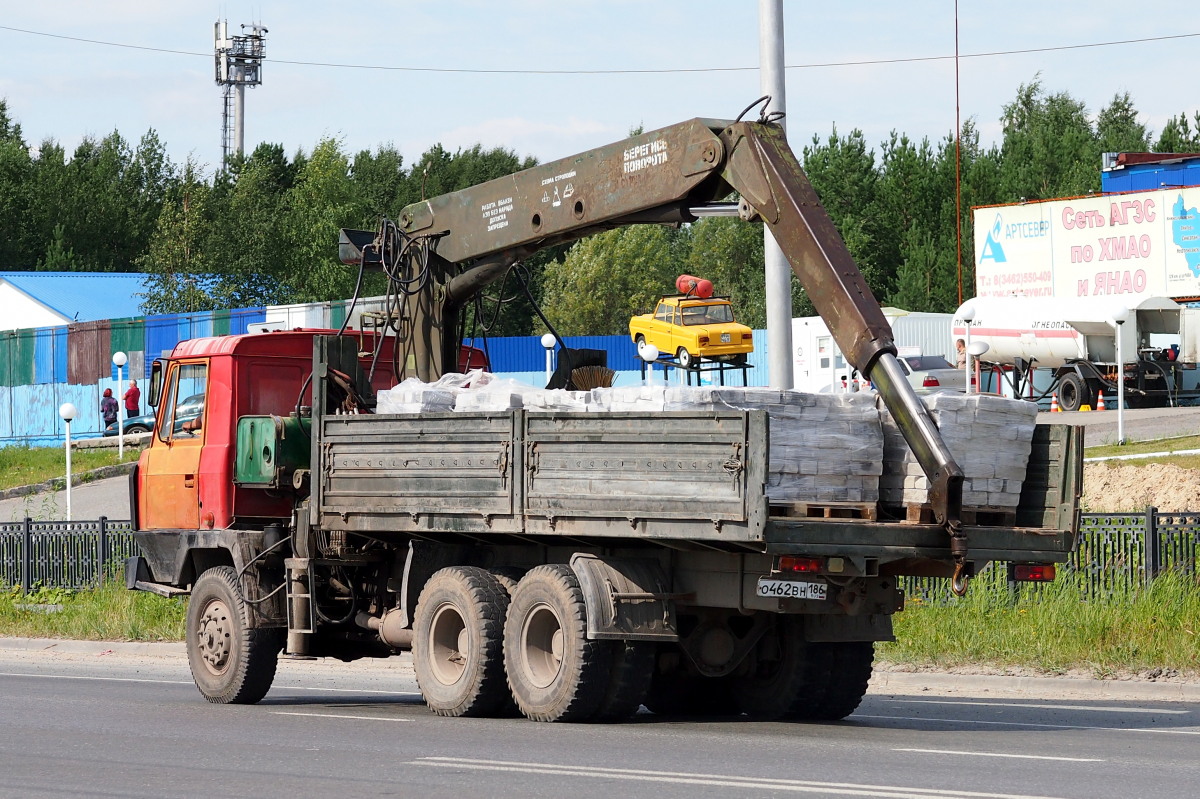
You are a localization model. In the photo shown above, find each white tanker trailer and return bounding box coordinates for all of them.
[951,296,1200,411]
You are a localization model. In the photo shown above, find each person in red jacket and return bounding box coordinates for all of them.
[124,379,141,417]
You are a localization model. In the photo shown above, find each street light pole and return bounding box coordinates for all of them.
[112,352,128,461]
[639,343,660,384]
[960,305,976,395]
[59,403,77,521]
[1111,307,1130,445]
[540,333,556,385]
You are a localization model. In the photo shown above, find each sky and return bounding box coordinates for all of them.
[1,1,1197,174]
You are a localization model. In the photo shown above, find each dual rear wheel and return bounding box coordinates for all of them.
[412,564,655,722]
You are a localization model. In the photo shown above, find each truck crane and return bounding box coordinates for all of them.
[126,111,1081,723]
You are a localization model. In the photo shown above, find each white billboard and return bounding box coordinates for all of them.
[973,187,1200,300]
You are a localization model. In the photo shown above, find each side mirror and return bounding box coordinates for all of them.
[148,360,163,408]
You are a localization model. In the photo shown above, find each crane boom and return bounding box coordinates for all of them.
[340,117,967,576]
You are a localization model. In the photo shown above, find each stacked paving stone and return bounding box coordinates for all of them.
[877,392,1038,509]
[657,386,884,504]
[375,378,457,413]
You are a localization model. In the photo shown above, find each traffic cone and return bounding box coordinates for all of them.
[1096,390,1106,411]
[1050,393,1060,412]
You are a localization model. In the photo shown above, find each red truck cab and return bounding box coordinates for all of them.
[136,329,487,532]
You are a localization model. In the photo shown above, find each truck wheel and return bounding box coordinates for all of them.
[503,564,610,722]
[732,615,827,720]
[593,640,655,721]
[677,348,695,369]
[1057,373,1090,412]
[412,566,510,717]
[186,566,281,705]
[793,642,874,721]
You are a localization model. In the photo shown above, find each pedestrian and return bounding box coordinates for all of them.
[124,379,141,417]
[955,338,966,369]
[101,388,119,429]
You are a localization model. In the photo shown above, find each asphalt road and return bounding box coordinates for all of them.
[2,645,1197,799]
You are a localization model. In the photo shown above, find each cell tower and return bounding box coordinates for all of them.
[214,20,267,169]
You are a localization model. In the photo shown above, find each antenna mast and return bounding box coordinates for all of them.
[214,20,267,170]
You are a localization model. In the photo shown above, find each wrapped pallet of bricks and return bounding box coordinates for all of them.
[662,386,884,505]
[589,385,669,412]
[877,393,1038,511]
[376,378,458,414]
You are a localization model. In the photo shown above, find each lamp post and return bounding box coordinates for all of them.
[639,343,660,384]
[967,341,990,394]
[59,402,77,521]
[540,333,556,385]
[112,352,127,461]
[1111,307,1131,445]
[960,305,976,394]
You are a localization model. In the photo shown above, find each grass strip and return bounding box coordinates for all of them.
[880,569,1200,678]
[0,445,135,492]
[0,583,185,642]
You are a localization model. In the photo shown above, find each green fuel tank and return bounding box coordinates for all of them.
[235,414,311,489]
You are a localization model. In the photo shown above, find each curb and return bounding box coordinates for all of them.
[869,669,1200,703]
[0,463,137,502]
[0,637,183,657]
[2,637,1197,703]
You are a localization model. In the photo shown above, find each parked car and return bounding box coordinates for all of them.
[628,295,754,368]
[897,354,966,393]
[830,355,966,394]
[103,393,204,436]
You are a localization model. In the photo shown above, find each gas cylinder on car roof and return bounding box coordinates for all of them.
[676,274,714,298]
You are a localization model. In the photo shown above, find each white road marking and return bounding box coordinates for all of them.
[412,757,1070,799]
[894,748,1104,762]
[0,671,419,696]
[271,711,408,722]
[886,699,1189,715]
[858,713,1200,735]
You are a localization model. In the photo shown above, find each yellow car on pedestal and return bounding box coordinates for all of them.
[629,295,754,369]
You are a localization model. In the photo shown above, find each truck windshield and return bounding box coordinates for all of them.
[681,304,733,324]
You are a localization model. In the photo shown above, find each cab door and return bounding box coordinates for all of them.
[140,361,208,530]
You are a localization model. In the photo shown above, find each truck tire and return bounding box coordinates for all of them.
[503,564,610,722]
[731,615,811,720]
[186,566,281,705]
[1057,372,1091,412]
[412,566,511,717]
[593,640,655,721]
[793,642,874,721]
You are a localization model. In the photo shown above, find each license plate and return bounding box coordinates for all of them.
[720,332,732,343]
[756,578,827,601]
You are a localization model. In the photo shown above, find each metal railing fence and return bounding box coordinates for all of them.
[1,509,1197,596]
[0,517,136,592]
[904,507,1200,603]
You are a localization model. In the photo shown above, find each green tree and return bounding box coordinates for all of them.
[802,127,887,295]
[540,225,684,336]
[137,159,218,314]
[998,78,1098,199]
[1154,112,1200,152]
[0,100,33,268]
[282,137,360,303]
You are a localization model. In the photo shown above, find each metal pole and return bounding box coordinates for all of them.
[235,81,245,156]
[99,516,109,587]
[1144,505,1159,585]
[21,517,31,595]
[65,419,72,522]
[964,325,973,395]
[1115,320,1126,444]
[117,363,125,462]
[759,0,793,390]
